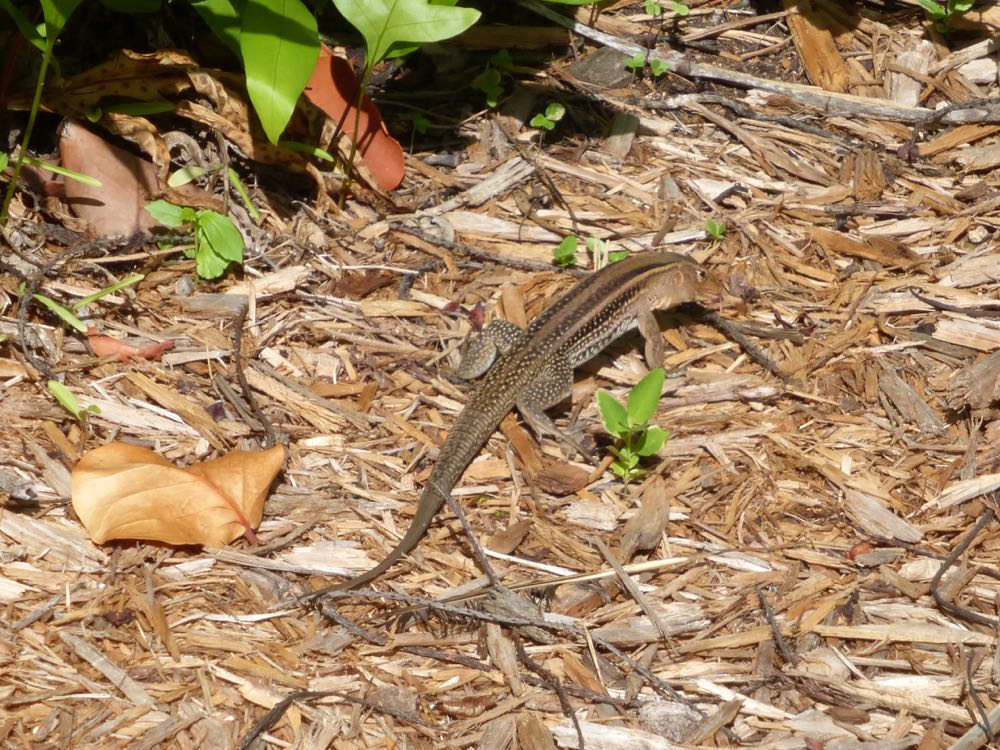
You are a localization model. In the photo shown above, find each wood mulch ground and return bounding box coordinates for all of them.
[4,2,1000,748]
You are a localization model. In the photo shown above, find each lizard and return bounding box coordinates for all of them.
[316,252,721,594]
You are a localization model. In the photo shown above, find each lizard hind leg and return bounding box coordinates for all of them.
[454,320,527,379]
[516,358,592,457]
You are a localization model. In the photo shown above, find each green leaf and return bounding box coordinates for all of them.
[648,58,668,77]
[0,152,8,172]
[100,0,161,13]
[332,0,481,70]
[671,1,689,16]
[916,0,945,17]
[0,0,46,50]
[410,112,430,134]
[489,49,513,71]
[73,274,144,310]
[198,211,244,262]
[608,250,631,264]
[190,0,241,55]
[705,218,726,240]
[241,0,320,144]
[544,102,565,121]
[597,390,628,437]
[530,113,554,130]
[633,425,667,456]
[552,235,578,266]
[644,0,662,16]
[384,0,461,58]
[472,66,503,107]
[193,211,244,278]
[33,294,88,333]
[228,168,260,221]
[277,139,336,162]
[626,368,664,426]
[625,52,646,71]
[145,200,192,227]
[47,380,99,423]
[23,157,101,187]
[168,165,210,187]
[40,0,83,36]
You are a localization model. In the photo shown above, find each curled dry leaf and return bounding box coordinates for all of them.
[71,441,286,547]
[86,328,175,362]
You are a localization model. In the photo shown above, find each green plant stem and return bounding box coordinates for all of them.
[1,33,55,224]
[338,61,372,208]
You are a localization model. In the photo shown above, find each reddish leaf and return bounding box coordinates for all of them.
[304,46,405,191]
[86,328,174,362]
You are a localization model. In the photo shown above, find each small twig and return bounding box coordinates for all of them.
[317,600,387,645]
[757,587,796,666]
[514,638,584,750]
[931,507,996,628]
[310,588,699,710]
[966,648,993,743]
[440,479,500,587]
[495,116,582,238]
[398,226,576,274]
[687,305,788,380]
[233,689,430,750]
[905,96,1000,159]
[911,289,1000,318]
[231,301,277,447]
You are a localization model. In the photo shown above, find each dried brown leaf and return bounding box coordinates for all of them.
[71,442,285,547]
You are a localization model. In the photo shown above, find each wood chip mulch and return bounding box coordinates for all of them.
[5,2,1000,748]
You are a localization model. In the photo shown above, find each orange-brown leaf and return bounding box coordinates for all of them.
[86,329,175,362]
[304,46,405,191]
[71,442,286,547]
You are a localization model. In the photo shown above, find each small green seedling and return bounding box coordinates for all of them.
[472,66,504,108]
[530,102,566,131]
[671,1,690,16]
[23,274,143,334]
[597,368,668,485]
[471,49,514,107]
[625,52,668,77]
[916,0,974,30]
[409,112,431,135]
[48,379,100,425]
[553,235,578,267]
[586,236,630,265]
[145,200,244,280]
[644,0,662,17]
[705,219,726,241]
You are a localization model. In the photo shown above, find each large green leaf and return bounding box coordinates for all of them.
[626,368,664,427]
[596,390,628,438]
[333,0,480,69]
[39,0,83,36]
[190,0,242,55]
[241,0,319,143]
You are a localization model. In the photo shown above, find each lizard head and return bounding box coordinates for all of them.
[655,256,724,308]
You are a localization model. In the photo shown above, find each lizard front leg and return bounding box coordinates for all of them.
[516,357,591,457]
[454,320,527,379]
[637,308,665,370]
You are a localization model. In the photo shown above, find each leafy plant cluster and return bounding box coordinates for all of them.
[597,368,669,485]
[916,0,974,30]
